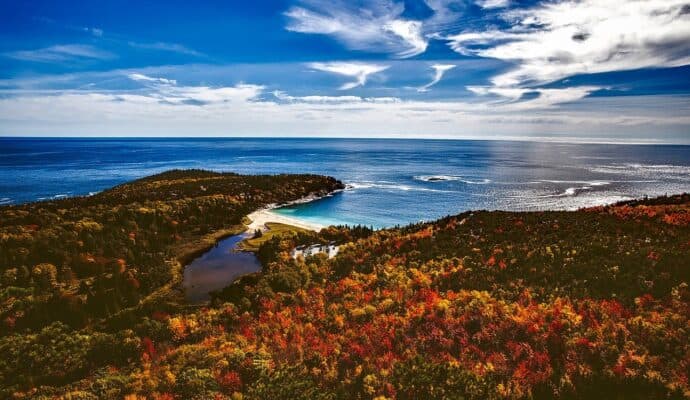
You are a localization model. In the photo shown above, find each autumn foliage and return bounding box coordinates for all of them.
[2,182,689,399]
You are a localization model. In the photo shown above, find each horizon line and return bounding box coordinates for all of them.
[0,135,688,146]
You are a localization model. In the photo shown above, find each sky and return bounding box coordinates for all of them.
[0,0,689,143]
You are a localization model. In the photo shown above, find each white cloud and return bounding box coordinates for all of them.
[5,44,115,63]
[148,83,264,106]
[446,0,690,108]
[418,64,456,92]
[128,73,177,86]
[383,20,428,57]
[273,91,400,104]
[285,0,428,58]
[466,85,527,101]
[164,84,264,105]
[1,76,687,142]
[127,74,263,106]
[512,87,603,109]
[465,85,603,108]
[448,0,690,88]
[475,0,510,9]
[446,30,519,55]
[308,62,389,90]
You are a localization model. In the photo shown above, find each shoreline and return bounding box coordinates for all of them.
[246,189,343,233]
[246,209,325,232]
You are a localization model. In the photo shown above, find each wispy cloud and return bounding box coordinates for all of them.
[418,64,455,92]
[273,90,400,104]
[159,84,264,106]
[382,19,428,58]
[513,87,603,109]
[285,0,427,58]
[5,44,115,63]
[128,73,177,86]
[309,62,389,90]
[475,0,510,9]
[33,17,104,38]
[84,27,104,37]
[466,85,605,108]
[127,41,205,57]
[126,72,261,105]
[466,86,528,102]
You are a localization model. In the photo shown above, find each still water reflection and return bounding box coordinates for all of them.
[182,233,261,303]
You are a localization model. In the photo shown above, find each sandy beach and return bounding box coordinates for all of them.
[245,190,341,233]
[246,208,325,232]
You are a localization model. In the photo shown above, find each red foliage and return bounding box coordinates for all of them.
[636,294,655,308]
[513,352,552,386]
[152,311,170,321]
[218,371,242,393]
[4,315,16,329]
[141,337,156,359]
[663,212,690,226]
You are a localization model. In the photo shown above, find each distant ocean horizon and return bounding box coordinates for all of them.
[1,137,689,228]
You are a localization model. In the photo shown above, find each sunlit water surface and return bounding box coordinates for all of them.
[2,138,688,229]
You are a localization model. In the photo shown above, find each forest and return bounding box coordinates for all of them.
[1,173,688,399]
[0,170,343,378]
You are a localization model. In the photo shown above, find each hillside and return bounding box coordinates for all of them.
[2,188,689,399]
[1,169,343,328]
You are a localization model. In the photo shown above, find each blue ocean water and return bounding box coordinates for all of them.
[1,138,689,228]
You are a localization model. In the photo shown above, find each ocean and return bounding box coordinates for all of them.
[1,138,689,228]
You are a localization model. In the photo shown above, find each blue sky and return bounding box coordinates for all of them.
[0,0,689,142]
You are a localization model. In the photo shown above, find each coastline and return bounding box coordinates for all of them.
[246,189,343,233]
[247,209,325,232]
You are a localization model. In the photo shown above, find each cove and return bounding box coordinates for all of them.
[182,232,261,303]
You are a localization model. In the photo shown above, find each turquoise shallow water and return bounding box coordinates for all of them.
[1,138,690,228]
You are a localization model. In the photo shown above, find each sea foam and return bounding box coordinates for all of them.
[414,175,491,184]
[347,181,452,193]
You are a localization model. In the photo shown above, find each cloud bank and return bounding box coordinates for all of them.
[1,71,687,142]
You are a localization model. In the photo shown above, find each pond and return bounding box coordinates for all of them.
[182,232,262,303]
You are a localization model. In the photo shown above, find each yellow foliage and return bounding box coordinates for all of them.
[435,299,451,313]
[74,218,103,232]
[168,316,187,340]
[363,374,378,395]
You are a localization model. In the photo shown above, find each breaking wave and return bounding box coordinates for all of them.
[537,180,613,198]
[346,181,452,193]
[414,175,491,184]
